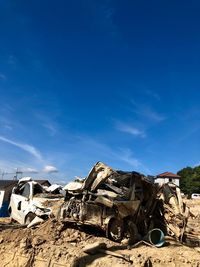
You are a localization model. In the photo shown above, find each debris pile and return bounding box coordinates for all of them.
[3,162,200,248]
[59,162,158,244]
[58,162,193,246]
[1,161,200,266]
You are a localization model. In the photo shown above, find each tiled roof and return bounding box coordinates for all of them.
[157,172,181,178]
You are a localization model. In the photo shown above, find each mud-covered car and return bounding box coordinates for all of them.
[9,177,63,226]
[59,162,157,243]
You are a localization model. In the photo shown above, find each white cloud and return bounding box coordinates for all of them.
[43,165,58,173]
[115,122,145,137]
[0,136,42,161]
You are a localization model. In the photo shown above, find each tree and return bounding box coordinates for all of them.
[177,166,200,195]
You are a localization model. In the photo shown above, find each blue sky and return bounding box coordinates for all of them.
[0,0,200,183]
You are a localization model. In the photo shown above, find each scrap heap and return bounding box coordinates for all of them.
[153,183,190,241]
[5,161,192,247]
[59,162,190,245]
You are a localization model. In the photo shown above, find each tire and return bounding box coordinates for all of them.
[108,218,124,242]
[25,212,36,225]
[123,220,140,245]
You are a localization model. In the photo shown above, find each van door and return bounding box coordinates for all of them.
[10,183,31,224]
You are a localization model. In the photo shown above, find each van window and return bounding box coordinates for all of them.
[21,184,30,198]
[33,183,44,196]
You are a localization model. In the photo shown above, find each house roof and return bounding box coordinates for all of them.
[0,180,18,190]
[157,172,181,178]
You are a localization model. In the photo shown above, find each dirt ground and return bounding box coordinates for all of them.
[0,199,200,267]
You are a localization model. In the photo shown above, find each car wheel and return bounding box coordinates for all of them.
[108,218,124,242]
[123,220,140,245]
[25,212,36,225]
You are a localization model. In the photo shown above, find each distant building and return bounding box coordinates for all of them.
[34,180,51,187]
[154,172,181,187]
[0,180,18,217]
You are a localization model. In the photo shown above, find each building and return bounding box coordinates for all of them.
[154,172,181,187]
[0,180,18,217]
[34,180,51,187]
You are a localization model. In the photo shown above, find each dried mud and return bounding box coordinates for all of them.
[1,200,200,267]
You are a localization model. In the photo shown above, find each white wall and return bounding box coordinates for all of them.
[154,178,179,187]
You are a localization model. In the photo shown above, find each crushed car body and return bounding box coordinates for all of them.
[59,162,157,243]
[58,162,191,245]
[9,177,64,226]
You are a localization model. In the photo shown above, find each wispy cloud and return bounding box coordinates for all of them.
[34,113,58,136]
[116,148,141,168]
[42,122,57,136]
[43,165,58,173]
[141,107,165,122]
[0,136,42,161]
[76,135,143,169]
[115,121,145,137]
[131,101,166,122]
[0,116,13,131]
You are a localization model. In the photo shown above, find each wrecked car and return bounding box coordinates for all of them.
[9,177,64,226]
[59,162,157,244]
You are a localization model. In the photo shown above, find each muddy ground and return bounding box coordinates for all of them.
[0,199,200,267]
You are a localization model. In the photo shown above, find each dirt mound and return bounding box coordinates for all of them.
[1,205,200,267]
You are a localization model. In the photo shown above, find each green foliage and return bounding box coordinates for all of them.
[177,166,200,195]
